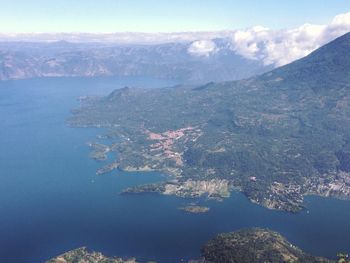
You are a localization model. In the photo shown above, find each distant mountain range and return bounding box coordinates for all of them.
[0,38,272,83]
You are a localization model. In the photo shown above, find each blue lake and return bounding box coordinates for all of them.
[0,77,349,263]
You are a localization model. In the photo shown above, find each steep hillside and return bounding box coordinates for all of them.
[69,32,350,212]
[201,228,333,263]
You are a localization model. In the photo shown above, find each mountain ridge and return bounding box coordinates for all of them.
[260,32,350,91]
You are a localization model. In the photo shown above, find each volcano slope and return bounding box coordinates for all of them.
[70,32,350,212]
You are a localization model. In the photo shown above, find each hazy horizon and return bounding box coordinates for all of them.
[1,11,349,67]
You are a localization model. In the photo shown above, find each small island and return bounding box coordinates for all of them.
[179,205,210,214]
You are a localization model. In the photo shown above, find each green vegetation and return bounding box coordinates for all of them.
[88,142,111,161]
[200,228,333,263]
[46,247,137,263]
[69,33,350,212]
[179,205,210,214]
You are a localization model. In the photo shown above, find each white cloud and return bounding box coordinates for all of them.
[332,12,350,25]
[187,40,217,56]
[230,12,350,66]
[231,26,270,60]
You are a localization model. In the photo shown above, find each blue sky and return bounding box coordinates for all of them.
[1,0,349,32]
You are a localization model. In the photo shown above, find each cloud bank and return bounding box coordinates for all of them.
[230,12,350,66]
[185,12,350,65]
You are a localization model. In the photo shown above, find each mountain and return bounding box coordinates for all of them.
[69,32,350,212]
[0,39,271,83]
[200,228,333,263]
[262,31,350,90]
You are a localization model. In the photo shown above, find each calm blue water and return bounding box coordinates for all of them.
[0,77,349,263]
